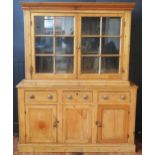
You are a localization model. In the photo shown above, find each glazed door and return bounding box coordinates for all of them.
[31,13,77,79]
[97,105,129,143]
[78,14,125,80]
[62,105,92,143]
[25,105,57,143]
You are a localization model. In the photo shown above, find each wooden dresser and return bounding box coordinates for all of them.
[17,2,137,152]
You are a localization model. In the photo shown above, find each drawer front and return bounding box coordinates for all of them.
[77,92,93,103]
[25,91,57,103]
[63,91,93,103]
[98,92,130,104]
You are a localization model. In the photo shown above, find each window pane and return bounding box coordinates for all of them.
[55,17,74,35]
[102,37,120,54]
[102,17,121,35]
[35,16,54,35]
[55,37,74,54]
[81,57,99,73]
[82,17,100,35]
[55,56,73,73]
[101,57,119,73]
[36,56,53,73]
[35,37,53,54]
[82,38,100,54]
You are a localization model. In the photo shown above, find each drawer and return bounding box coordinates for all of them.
[98,92,130,104]
[62,91,93,103]
[25,91,57,103]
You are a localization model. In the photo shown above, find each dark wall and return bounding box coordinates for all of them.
[13,0,142,136]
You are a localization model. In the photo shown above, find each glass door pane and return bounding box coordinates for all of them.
[36,56,53,73]
[35,16,54,35]
[35,37,53,54]
[102,17,120,35]
[82,37,100,54]
[81,57,99,73]
[55,37,74,54]
[82,17,100,35]
[101,57,119,73]
[101,37,120,54]
[55,56,73,73]
[55,17,74,35]
[34,15,74,75]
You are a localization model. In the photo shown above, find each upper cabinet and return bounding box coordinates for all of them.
[22,2,134,80]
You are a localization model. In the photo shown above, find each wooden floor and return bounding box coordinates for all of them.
[13,135,142,155]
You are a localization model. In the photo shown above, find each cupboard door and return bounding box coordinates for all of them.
[97,105,129,143]
[79,15,125,80]
[26,105,57,143]
[31,14,77,79]
[62,105,92,143]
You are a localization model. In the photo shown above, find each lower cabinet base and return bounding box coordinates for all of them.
[18,143,135,152]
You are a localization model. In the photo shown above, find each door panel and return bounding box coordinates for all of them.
[63,105,92,143]
[97,105,129,143]
[26,105,57,143]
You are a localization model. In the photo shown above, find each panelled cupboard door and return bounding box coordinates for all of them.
[97,105,129,143]
[62,105,92,143]
[25,105,57,143]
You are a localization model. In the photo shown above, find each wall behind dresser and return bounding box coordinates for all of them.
[13,0,142,138]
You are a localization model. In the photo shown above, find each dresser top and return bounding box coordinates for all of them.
[21,2,135,11]
[16,80,138,89]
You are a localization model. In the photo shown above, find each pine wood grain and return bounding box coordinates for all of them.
[14,135,142,155]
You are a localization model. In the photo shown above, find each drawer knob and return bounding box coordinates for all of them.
[102,95,109,100]
[96,121,102,128]
[67,95,73,100]
[83,95,88,100]
[120,95,126,100]
[29,94,35,99]
[48,95,53,100]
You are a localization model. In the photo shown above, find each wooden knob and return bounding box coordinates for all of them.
[83,95,88,100]
[30,94,35,99]
[102,95,109,100]
[120,95,126,100]
[48,95,53,99]
[67,96,73,100]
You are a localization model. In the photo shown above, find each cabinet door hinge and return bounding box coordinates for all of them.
[30,20,32,26]
[30,66,33,75]
[24,109,26,114]
[127,134,130,139]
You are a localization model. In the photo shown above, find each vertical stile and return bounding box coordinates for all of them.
[53,16,56,74]
[99,16,103,74]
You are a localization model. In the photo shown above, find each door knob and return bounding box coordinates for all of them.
[96,121,102,127]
